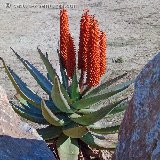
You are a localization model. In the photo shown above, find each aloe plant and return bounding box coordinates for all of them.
[0,8,133,160]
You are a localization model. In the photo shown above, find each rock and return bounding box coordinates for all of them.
[113,52,160,160]
[0,86,56,160]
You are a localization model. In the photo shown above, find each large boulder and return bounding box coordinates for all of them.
[113,52,160,160]
[0,86,56,160]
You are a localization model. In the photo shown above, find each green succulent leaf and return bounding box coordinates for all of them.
[81,132,117,149]
[0,58,42,107]
[45,101,62,113]
[37,125,62,140]
[15,94,29,106]
[11,48,52,95]
[41,100,71,126]
[57,134,79,160]
[84,72,128,98]
[70,99,125,126]
[89,124,120,134]
[60,84,73,105]
[73,80,132,110]
[51,76,74,113]
[15,94,42,114]
[0,59,61,113]
[37,47,57,83]
[108,100,128,115]
[77,108,97,115]
[105,79,134,95]
[15,93,62,114]
[60,62,69,91]
[63,123,88,138]
[57,49,69,90]
[70,71,80,101]
[11,103,48,124]
[22,60,52,94]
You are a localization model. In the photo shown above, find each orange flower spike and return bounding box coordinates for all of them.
[60,8,69,69]
[78,10,91,71]
[66,34,76,78]
[100,31,107,76]
[87,18,101,87]
[78,13,85,70]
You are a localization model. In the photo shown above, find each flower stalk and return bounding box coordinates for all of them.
[60,8,69,69]
[60,8,107,90]
[100,31,107,77]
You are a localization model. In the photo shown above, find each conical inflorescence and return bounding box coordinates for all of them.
[66,33,76,78]
[60,8,107,87]
[60,8,69,69]
[60,8,76,78]
[86,18,101,87]
[100,31,107,77]
[78,10,91,72]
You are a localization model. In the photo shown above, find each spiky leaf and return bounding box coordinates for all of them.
[1,60,59,113]
[70,71,80,101]
[81,132,117,149]
[15,94,42,114]
[45,101,62,113]
[63,123,88,138]
[11,103,48,124]
[57,134,79,160]
[104,79,134,95]
[0,58,42,107]
[15,94,30,106]
[73,80,132,110]
[89,124,120,134]
[84,72,128,98]
[108,100,128,115]
[41,100,71,126]
[11,48,52,94]
[51,76,74,113]
[15,94,62,114]
[60,62,69,90]
[77,108,97,115]
[23,60,53,94]
[57,49,69,90]
[60,84,73,105]
[37,47,57,83]
[70,99,125,125]
[37,125,62,140]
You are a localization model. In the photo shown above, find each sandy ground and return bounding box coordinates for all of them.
[0,0,160,99]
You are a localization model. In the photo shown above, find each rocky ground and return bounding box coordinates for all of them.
[0,0,160,100]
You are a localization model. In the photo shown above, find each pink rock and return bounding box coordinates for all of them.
[113,53,160,160]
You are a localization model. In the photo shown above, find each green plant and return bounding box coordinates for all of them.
[0,9,133,160]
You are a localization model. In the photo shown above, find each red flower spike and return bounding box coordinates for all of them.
[100,31,107,77]
[78,10,91,71]
[66,34,76,78]
[86,18,101,87]
[60,8,69,69]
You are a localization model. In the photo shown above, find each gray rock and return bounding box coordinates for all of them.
[113,52,160,160]
[0,86,56,160]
